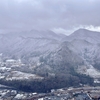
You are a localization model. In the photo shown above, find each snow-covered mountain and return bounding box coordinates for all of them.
[0,30,64,57]
[64,29,100,44]
[61,29,100,79]
[65,29,100,65]
[1,29,100,80]
[1,29,100,67]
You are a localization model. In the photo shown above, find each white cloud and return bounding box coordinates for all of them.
[85,25,100,32]
[52,28,71,35]
[52,25,100,36]
[0,0,100,33]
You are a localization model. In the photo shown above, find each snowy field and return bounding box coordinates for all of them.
[85,65,100,78]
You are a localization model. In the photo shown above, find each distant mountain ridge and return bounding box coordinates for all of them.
[64,28,100,43]
[0,30,63,56]
[0,29,100,77]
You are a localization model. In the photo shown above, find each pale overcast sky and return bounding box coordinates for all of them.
[0,0,100,35]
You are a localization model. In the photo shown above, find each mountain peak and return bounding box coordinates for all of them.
[72,28,91,35]
[76,28,89,32]
[70,28,100,38]
[62,28,100,44]
[72,28,100,36]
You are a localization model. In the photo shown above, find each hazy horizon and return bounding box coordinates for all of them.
[0,0,100,35]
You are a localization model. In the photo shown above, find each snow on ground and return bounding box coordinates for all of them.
[85,65,100,78]
[6,71,44,80]
[38,98,44,100]
[14,94,26,99]
[0,67,11,71]
[0,66,43,81]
